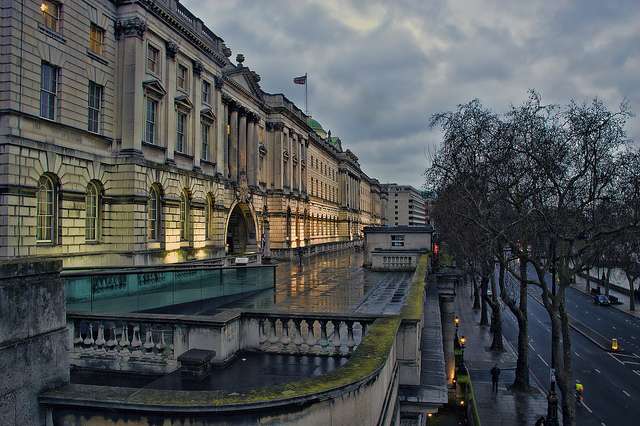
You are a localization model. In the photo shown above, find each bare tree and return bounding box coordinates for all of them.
[427,91,637,426]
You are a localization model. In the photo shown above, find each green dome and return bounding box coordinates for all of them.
[308,117,327,138]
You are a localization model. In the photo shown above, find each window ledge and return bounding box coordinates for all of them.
[86,50,109,65]
[175,151,194,161]
[142,141,166,153]
[38,24,67,43]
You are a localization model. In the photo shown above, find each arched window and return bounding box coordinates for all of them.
[36,175,57,242]
[149,186,162,241]
[205,193,215,241]
[85,181,100,241]
[180,190,190,241]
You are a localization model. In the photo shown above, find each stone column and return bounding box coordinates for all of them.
[440,294,456,386]
[215,77,225,179]
[239,109,247,180]
[229,104,239,183]
[118,18,147,156]
[248,117,259,187]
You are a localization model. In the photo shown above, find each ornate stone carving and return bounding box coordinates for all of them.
[235,172,252,203]
[236,54,245,66]
[166,41,179,59]
[115,17,147,40]
[193,59,204,77]
[214,76,224,90]
[266,121,284,132]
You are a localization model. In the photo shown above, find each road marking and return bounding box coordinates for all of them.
[623,390,631,397]
[581,400,593,413]
[537,353,548,366]
[595,368,601,374]
[609,353,625,365]
[634,370,640,377]
[612,326,617,330]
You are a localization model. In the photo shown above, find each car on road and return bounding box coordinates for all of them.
[594,295,611,306]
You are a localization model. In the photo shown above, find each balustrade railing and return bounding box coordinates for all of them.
[67,311,378,374]
[256,314,375,356]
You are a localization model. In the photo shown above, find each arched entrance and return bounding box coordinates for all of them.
[225,203,258,254]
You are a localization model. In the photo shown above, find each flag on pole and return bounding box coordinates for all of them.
[293,75,307,85]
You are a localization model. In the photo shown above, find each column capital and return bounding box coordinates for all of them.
[115,17,147,40]
[166,40,179,59]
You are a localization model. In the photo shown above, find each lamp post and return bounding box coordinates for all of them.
[458,336,467,374]
[454,316,460,349]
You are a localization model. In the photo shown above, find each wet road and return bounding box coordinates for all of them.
[206,249,408,315]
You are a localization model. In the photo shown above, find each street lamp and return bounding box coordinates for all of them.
[454,316,460,349]
[458,336,467,374]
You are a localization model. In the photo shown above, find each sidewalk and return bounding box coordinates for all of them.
[454,283,551,426]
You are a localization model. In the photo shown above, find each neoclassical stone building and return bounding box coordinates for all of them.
[0,0,386,267]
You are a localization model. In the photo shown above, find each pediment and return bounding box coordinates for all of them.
[142,79,166,99]
[175,95,193,112]
[223,66,263,101]
[200,107,216,124]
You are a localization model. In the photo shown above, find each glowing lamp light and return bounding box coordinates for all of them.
[460,336,466,346]
[612,338,618,350]
[455,316,459,325]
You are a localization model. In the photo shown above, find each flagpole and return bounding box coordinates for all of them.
[305,73,308,115]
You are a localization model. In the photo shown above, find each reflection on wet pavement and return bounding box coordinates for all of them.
[202,250,408,315]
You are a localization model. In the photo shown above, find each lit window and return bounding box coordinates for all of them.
[40,63,58,120]
[177,64,188,90]
[176,112,186,153]
[149,186,161,241]
[88,82,102,133]
[85,182,100,241]
[89,24,104,55]
[180,191,189,241]
[41,1,59,32]
[36,175,56,242]
[202,80,211,104]
[201,123,209,160]
[145,98,157,144]
[147,44,159,74]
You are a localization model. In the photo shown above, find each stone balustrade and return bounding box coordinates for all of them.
[67,311,377,374]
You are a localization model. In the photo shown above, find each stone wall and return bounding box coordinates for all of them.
[0,260,69,425]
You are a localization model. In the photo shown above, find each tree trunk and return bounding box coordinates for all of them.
[472,268,481,309]
[511,257,531,391]
[479,268,490,326]
[489,265,503,351]
[558,297,577,426]
[625,272,637,311]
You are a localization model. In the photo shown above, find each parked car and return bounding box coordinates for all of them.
[594,295,611,306]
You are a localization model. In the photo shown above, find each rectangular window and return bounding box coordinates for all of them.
[391,235,405,247]
[89,24,104,55]
[176,113,185,152]
[177,64,188,90]
[202,80,211,104]
[41,1,59,32]
[88,82,102,133]
[147,44,159,74]
[201,123,209,160]
[40,63,58,120]
[145,98,157,144]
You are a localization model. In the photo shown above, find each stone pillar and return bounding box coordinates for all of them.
[229,105,239,182]
[118,18,147,156]
[215,77,225,179]
[248,118,259,187]
[440,294,456,386]
[0,260,68,425]
[239,110,247,179]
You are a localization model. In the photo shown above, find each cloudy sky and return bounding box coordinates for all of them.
[182,0,640,189]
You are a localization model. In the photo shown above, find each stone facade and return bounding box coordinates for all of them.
[0,260,69,426]
[0,0,386,267]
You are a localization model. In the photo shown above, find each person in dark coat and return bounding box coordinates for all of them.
[490,364,500,391]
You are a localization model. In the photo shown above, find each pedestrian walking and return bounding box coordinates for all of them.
[490,364,500,391]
